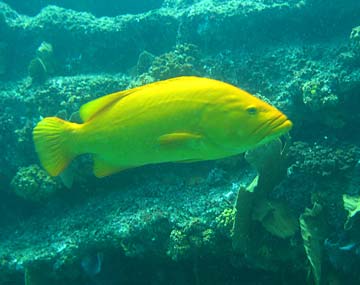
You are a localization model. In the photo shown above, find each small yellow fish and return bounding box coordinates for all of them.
[33,76,292,178]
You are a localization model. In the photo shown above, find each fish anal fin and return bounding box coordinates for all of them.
[93,156,129,178]
[158,132,202,148]
[80,88,139,122]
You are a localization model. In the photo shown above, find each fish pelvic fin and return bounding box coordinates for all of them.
[33,117,81,176]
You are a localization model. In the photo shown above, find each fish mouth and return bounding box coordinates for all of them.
[256,114,293,146]
[269,114,293,135]
[251,114,292,138]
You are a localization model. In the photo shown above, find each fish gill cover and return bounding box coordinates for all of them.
[0,0,360,284]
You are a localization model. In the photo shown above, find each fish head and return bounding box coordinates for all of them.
[241,100,293,146]
[207,89,293,153]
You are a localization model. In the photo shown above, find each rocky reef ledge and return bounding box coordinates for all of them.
[0,161,253,284]
[1,0,360,76]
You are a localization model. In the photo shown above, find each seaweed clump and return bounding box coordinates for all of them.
[231,139,303,271]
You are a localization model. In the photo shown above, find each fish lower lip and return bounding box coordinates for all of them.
[250,115,292,138]
[272,119,293,135]
[271,115,289,131]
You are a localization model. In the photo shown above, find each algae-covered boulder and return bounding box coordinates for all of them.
[167,218,217,261]
[10,164,61,201]
[302,80,339,111]
[149,44,203,80]
[288,141,358,178]
[301,78,343,128]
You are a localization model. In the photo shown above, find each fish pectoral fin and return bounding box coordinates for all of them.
[158,132,202,148]
[93,156,130,178]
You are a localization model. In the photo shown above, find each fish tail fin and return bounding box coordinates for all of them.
[33,117,82,176]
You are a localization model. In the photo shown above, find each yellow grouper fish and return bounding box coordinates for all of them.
[33,76,293,178]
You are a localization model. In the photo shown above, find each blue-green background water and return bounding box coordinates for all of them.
[0,0,360,284]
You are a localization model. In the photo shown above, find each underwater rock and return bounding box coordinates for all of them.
[167,218,217,261]
[2,0,358,75]
[10,164,61,201]
[205,167,228,187]
[167,229,191,261]
[3,0,165,17]
[301,79,344,128]
[215,208,235,235]
[149,44,202,80]
[302,80,339,111]
[288,141,358,178]
[33,74,129,116]
[119,208,171,258]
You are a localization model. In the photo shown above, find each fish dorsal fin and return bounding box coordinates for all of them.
[80,77,205,122]
[80,88,138,122]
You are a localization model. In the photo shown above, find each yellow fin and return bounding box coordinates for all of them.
[79,88,138,122]
[93,156,129,178]
[33,117,79,176]
[158,132,202,147]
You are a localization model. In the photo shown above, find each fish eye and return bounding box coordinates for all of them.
[246,106,258,115]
